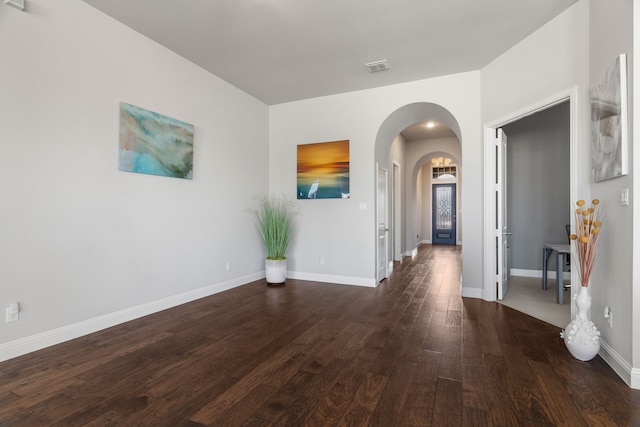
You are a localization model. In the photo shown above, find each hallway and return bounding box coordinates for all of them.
[0,245,638,425]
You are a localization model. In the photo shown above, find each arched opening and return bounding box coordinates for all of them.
[412,151,461,247]
[374,102,463,281]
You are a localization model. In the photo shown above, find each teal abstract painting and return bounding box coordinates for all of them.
[119,102,194,179]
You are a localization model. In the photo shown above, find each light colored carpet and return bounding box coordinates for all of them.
[498,275,571,329]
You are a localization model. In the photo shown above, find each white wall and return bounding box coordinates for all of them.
[483,0,638,387]
[0,0,269,359]
[634,0,640,383]
[482,1,590,129]
[389,134,406,259]
[588,0,635,383]
[269,72,481,291]
[482,2,590,295]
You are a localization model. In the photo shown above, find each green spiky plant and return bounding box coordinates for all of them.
[254,194,295,260]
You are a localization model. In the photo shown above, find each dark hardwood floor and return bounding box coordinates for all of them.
[1,245,639,426]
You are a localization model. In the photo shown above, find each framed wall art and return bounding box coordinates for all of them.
[591,54,628,182]
[119,102,194,180]
[297,140,350,199]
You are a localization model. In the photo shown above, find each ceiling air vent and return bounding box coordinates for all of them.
[365,59,390,73]
[4,0,25,10]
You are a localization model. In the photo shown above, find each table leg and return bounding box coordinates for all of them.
[556,251,563,304]
[542,247,548,290]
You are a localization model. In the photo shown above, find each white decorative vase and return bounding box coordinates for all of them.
[265,258,287,285]
[561,286,600,361]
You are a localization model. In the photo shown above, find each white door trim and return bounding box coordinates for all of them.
[376,164,389,282]
[393,161,401,262]
[482,87,578,308]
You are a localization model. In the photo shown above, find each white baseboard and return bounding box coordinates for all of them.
[0,272,263,363]
[403,247,418,258]
[599,338,640,389]
[632,368,640,390]
[462,286,483,299]
[287,271,377,288]
[511,268,571,280]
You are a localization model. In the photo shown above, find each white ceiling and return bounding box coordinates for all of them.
[82,0,577,139]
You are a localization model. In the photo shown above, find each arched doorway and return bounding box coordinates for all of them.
[374,103,462,281]
[412,151,461,246]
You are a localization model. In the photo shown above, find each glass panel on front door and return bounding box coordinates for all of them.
[432,184,456,244]
[436,186,452,231]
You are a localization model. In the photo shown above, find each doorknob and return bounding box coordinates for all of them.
[503,231,512,235]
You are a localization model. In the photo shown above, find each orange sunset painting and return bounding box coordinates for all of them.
[297,140,350,199]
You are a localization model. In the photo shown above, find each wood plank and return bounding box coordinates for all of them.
[368,361,418,426]
[189,343,305,424]
[431,377,462,426]
[336,372,388,427]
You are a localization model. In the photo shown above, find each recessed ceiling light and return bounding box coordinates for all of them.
[426,122,435,128]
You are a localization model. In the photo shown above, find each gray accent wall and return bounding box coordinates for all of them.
[503,101,570,273]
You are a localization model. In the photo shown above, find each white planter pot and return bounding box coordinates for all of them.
[265,258,287,284]
[561,286,600,361]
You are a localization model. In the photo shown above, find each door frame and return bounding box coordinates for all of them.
[376,163,389,282]
[482,87,578,310]
[393,161,401,262]
[496,129,508,299]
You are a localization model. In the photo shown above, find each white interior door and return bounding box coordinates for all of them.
[393,162,401,261]
[377,165,388,282]
[496,129,509,300]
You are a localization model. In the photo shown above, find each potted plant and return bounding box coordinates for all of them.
[254,194,295,284]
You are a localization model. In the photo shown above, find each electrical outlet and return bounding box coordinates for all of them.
[6,308,18,323]
[319,256,325,265]
[604,306,613,328]
[6,302,19,323]
[620,188,629,206]
[225,262,232,271]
